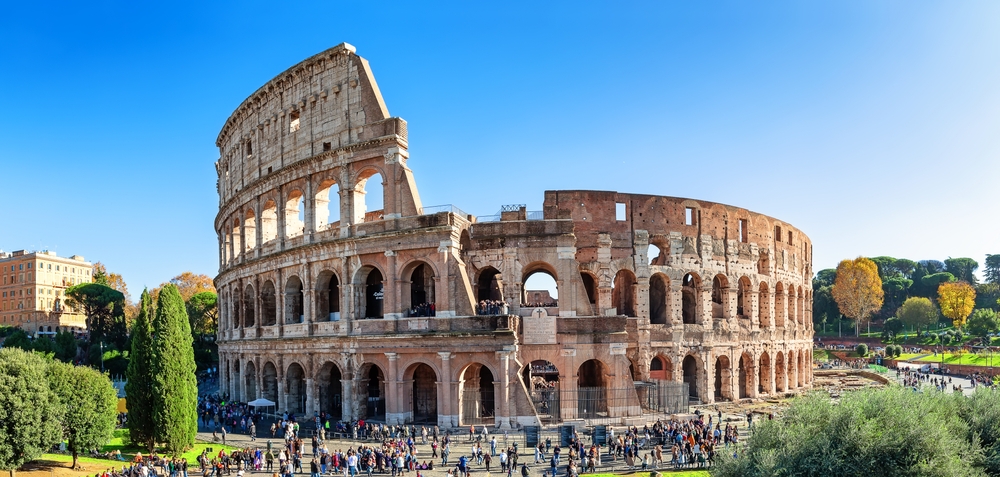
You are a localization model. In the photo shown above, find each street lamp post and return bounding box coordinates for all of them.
[100,341,104,373]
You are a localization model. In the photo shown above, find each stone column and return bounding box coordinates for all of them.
[749,290,760,331]
[341,352,356,420]
[277,381,287,413]
[385,352,401,424]
[304,175,315,243]
[305,378,316,415]
[384,251,398,319]
[699,284,714,328]
[498,349,513,429]
[438,352,454,427]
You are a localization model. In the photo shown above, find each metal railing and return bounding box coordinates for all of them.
[421,204,469,218]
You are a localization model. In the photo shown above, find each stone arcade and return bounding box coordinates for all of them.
[214,43,814,428]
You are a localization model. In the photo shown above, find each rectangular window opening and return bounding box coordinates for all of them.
[685,207,695,226]
[739,219,748,243]
[289,111,301,133]
[615,203,626,221]
[788,231,793,245]
[246,140,253,156]
[775,225,782,243]
[323,142,332,151]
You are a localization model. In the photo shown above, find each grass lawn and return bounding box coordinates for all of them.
[43,429,241,468]
[915,353,997,366]
[896,353,927,360]
[813,348,831,361]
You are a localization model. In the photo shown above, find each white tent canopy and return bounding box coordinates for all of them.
[248,398,276,407]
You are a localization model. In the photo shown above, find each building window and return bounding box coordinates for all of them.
[787,231,793,245]
[27,263,31,269]
[289,111,301,133]
[616,203,626,221]
[739,219,748,243]
[775,225,782,243]
[685,207,696,226]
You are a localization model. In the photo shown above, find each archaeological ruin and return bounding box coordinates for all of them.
[214,43,815,428]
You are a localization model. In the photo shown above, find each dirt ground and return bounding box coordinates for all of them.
[17,459,110,477]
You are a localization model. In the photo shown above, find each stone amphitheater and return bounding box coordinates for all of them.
[213,43,814,428]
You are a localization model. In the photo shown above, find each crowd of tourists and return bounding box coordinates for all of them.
[475,300,509,316]
[406,303,436,318]
[91,453,189,477]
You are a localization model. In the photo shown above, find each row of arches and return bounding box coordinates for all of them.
[220,170,385,266]
[229,357,496,425]
[647,348,811,401]
[220,260,438,329]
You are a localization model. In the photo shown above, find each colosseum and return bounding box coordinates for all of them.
[214,43,814,428]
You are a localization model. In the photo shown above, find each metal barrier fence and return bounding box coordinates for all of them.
[527,381,689,426]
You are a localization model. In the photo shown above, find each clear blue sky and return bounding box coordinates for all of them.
[1,1,998,298]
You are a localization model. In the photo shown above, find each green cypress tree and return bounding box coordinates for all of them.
[125,289,155,450]
[0,348,64,477]
[150,284,198,455]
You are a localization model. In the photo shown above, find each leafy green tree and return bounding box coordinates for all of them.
[0,348,64,477]
[54,331,78,362]
[814,268,837,288]
[961,390,1000,475]
[882,317,903,341]
[151,284,198,456]
[897,297,939,334]
[985,254,1000,285]
[921,259,947,274]
[880,276,913,319]
[64,283,128,351]
[812,285,838,329]
[856,343,868,357]
[125,290,155,451]
[976,283,1000,311]
[711,388,980,477]
[46,361,118,469]
[946,257,980,285]
[186,291,218,337]
[966,309,999,342]
[1,329,32,352]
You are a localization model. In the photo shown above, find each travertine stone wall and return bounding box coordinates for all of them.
[215,44,814,429]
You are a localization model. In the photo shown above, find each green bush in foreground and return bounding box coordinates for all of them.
[711,387,986,477]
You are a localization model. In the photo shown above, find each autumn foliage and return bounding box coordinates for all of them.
[832,257,884,334]
[938,281,977,329]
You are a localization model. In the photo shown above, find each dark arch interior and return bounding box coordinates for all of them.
[320,363,343,421]
[683,356,699,399]
[581,272,597,306]
[261,281,277,326]
[411,364,438,423]
[650,275,668,324]
[363,366,385,419]
[577,359,608,417]
[477,267,503,302]
[365,269,383,318]
[244,287,256,327]
[612,270,637,317]
[409,263,435,316]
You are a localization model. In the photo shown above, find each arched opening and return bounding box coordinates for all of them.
[649,274,669,325]
[409,363,438,423]
[459,363,495,425]
[231,289,241,329]
[476,267,503,303]
[612,269,637,317]
[647,244,662,266]
[244,209,257,252]
[262,361,278,407]
[522,266,558,307]
[758,282,770,328]
[244,361,257,401]
[404,262,435,317]
[357,267,384,319]
[737,277,752,319]
[682,273,700,324]
[285,189,305,239]
[522,360,560,423]
[359,364,385,420]
[459,230,472,254]
[682,355,700,400]
[711,275,728,319]
[357,172,384,223]
[787,284,797,326]
[714,355,732,401]
[774,283,786,327]
[232,361,241,401]
[243,285,256,327]
[284,276,304,324]
[315,271,341,321]
[286,363,306,414]
[318,362,343,421]
[315,180,341,231]
[577,359,608,418]
[223,232,231,265]
[260,280,277,326]
[580,272,597,307]
[231,218,242,261]
[788,350,797,389]
[759,352,771,395]
[738,353,753,399]
[261,199,278,243]
[798,351,805,387]
[649,355,672,380]
[775,352,787,392]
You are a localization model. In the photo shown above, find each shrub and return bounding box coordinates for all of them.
[856,343,869,357]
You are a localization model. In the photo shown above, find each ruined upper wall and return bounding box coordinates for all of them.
[543,190,813,276]
[214,43,406,202]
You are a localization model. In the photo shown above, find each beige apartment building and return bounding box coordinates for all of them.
[0,250,92,334]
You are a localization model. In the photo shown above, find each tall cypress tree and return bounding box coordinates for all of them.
[151,284,198,455]
[125,289,155,450]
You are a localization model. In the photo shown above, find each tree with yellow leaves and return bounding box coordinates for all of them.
[832,257,884,336]
[938,281,976,329]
